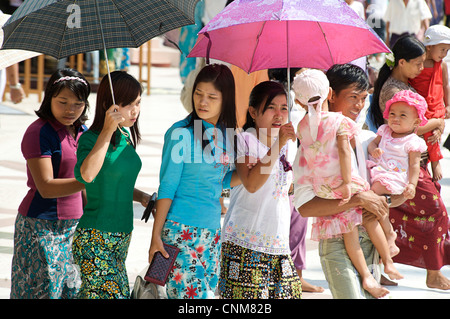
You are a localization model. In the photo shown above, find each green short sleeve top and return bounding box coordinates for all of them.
[75,129,142,233]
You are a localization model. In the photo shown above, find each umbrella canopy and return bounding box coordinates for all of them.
[188,0,390,73]
[1,0,200,138]
[0,13,40,70]
[1,0,200,59]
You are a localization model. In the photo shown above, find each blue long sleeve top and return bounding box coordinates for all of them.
[157,116,233,229]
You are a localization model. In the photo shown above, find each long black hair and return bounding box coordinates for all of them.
[90,71,143,148]
[243,81,287,131]
[35,68,90,130]
[368,35,426,128]
[186,64,237,153]
[188,64,237,130]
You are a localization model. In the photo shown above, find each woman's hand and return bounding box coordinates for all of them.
[79,105,125,183]
[135,189,151,207]
[104,104,124,134]
[148,237,169,265]
[148,198,173,264]
[278,122,296,147]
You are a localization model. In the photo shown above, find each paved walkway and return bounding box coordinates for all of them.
[0,65,449,299]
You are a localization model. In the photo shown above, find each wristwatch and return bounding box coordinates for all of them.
[9,83,22,90]
[383,194,391,207]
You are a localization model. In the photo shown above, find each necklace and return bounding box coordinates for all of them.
[118,125,129,138]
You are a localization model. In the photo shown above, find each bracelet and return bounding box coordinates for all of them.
[9,83,22,89]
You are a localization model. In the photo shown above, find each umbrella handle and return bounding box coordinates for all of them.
[205,32,211,65]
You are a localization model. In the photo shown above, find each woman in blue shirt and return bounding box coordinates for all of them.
[148,64,238,299]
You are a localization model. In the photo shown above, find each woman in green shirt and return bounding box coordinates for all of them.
[73,71,151,299]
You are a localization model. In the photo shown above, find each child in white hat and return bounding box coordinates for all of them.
[409,24,450,182]
[292,69,403,298]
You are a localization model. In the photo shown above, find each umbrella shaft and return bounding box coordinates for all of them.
[94,0,129,138]
[94,0,115,105]
[104,51,115,105]
[286,21,291,123]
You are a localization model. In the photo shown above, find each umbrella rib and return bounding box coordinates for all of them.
[108,0,196,48]
[57,0,72,59]
[2,17,25,50]
[249,21,266,73]
[110,0,139,47]
[316,22,334,65]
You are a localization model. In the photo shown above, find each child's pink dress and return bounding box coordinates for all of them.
[296,112,370,241]
[367,124,427,194]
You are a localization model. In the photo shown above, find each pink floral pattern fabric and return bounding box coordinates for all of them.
[295,112,369,240]
[205,0,368,31]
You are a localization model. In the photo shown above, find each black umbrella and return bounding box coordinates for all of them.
[1,0,200,111]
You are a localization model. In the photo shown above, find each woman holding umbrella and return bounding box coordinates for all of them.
[73,71,151,299]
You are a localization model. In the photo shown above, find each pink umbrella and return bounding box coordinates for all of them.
[188,0,390,121]
[188,0,390,73]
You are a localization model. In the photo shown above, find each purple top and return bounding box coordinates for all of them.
[19,118,86,220]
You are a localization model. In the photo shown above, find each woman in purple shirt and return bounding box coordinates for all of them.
[10,69,90,299]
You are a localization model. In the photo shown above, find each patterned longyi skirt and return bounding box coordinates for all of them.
[72,228,131,299]
[10,214,81,299]
[218,241,302,299]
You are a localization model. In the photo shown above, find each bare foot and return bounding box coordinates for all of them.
[426,270,450,290]
[383,260,404,281]
[431,161,442,181]
[300,277,325,293]
[386,230,400,258]
[363,275,390,298]
[296,269,325,293]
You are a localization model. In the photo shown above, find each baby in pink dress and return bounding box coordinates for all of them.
[367,90,428,200]
[293,69,403,298]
